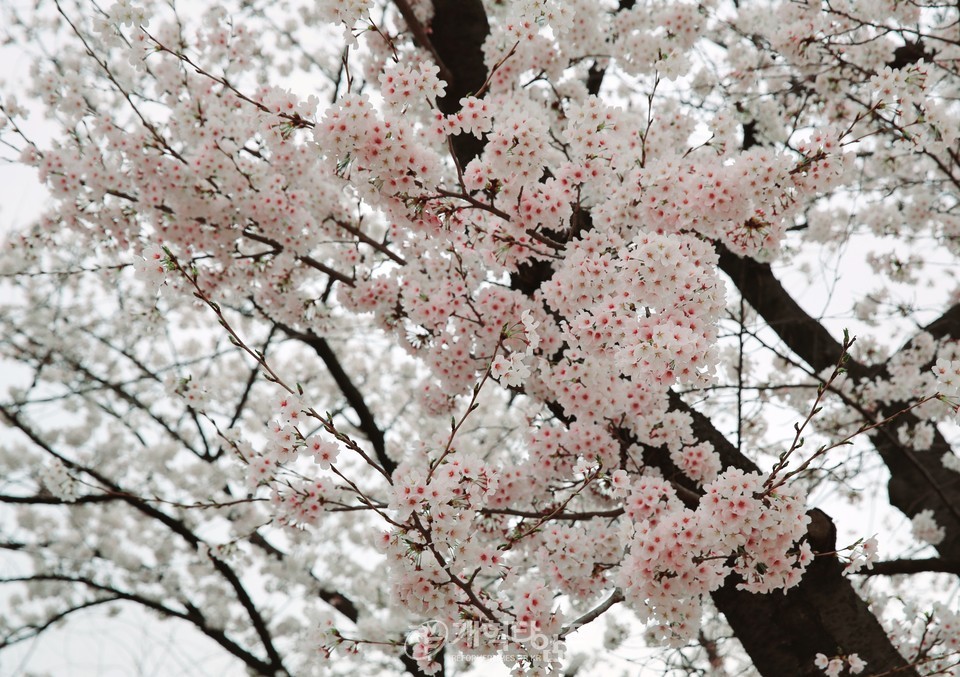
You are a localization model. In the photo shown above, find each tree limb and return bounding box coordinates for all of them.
[272,321,394,476]
[858,558,960,577]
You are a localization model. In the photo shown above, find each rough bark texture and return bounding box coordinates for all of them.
[714,515,913,677]
[678,395,918,675]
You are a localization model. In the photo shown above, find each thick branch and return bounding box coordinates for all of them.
[273,321,394,476]
[504,241,915,673]
[717,246,857,378]
[859,557,960,577]
[712,514,916,677]
[920,302,960,345]
[393,0,452,85]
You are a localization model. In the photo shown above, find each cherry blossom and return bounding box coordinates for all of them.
[2,0,960,675]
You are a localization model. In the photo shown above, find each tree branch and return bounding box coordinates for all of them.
[857,557,960,577]
[0,573,278,674]
[272,321,394,476]
[0,405,289,675]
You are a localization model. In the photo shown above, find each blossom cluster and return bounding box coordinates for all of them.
[886,602,960,676]
[911,509,946,547]
[843,536,879,574]
[37,460,79,502]
[934,358,960,399]
[618,469,811,644]
[815,652,867,676]
[542,229,723,397]
[272,478,341,527]
[134,243,169,292]
[381,456,503,623]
